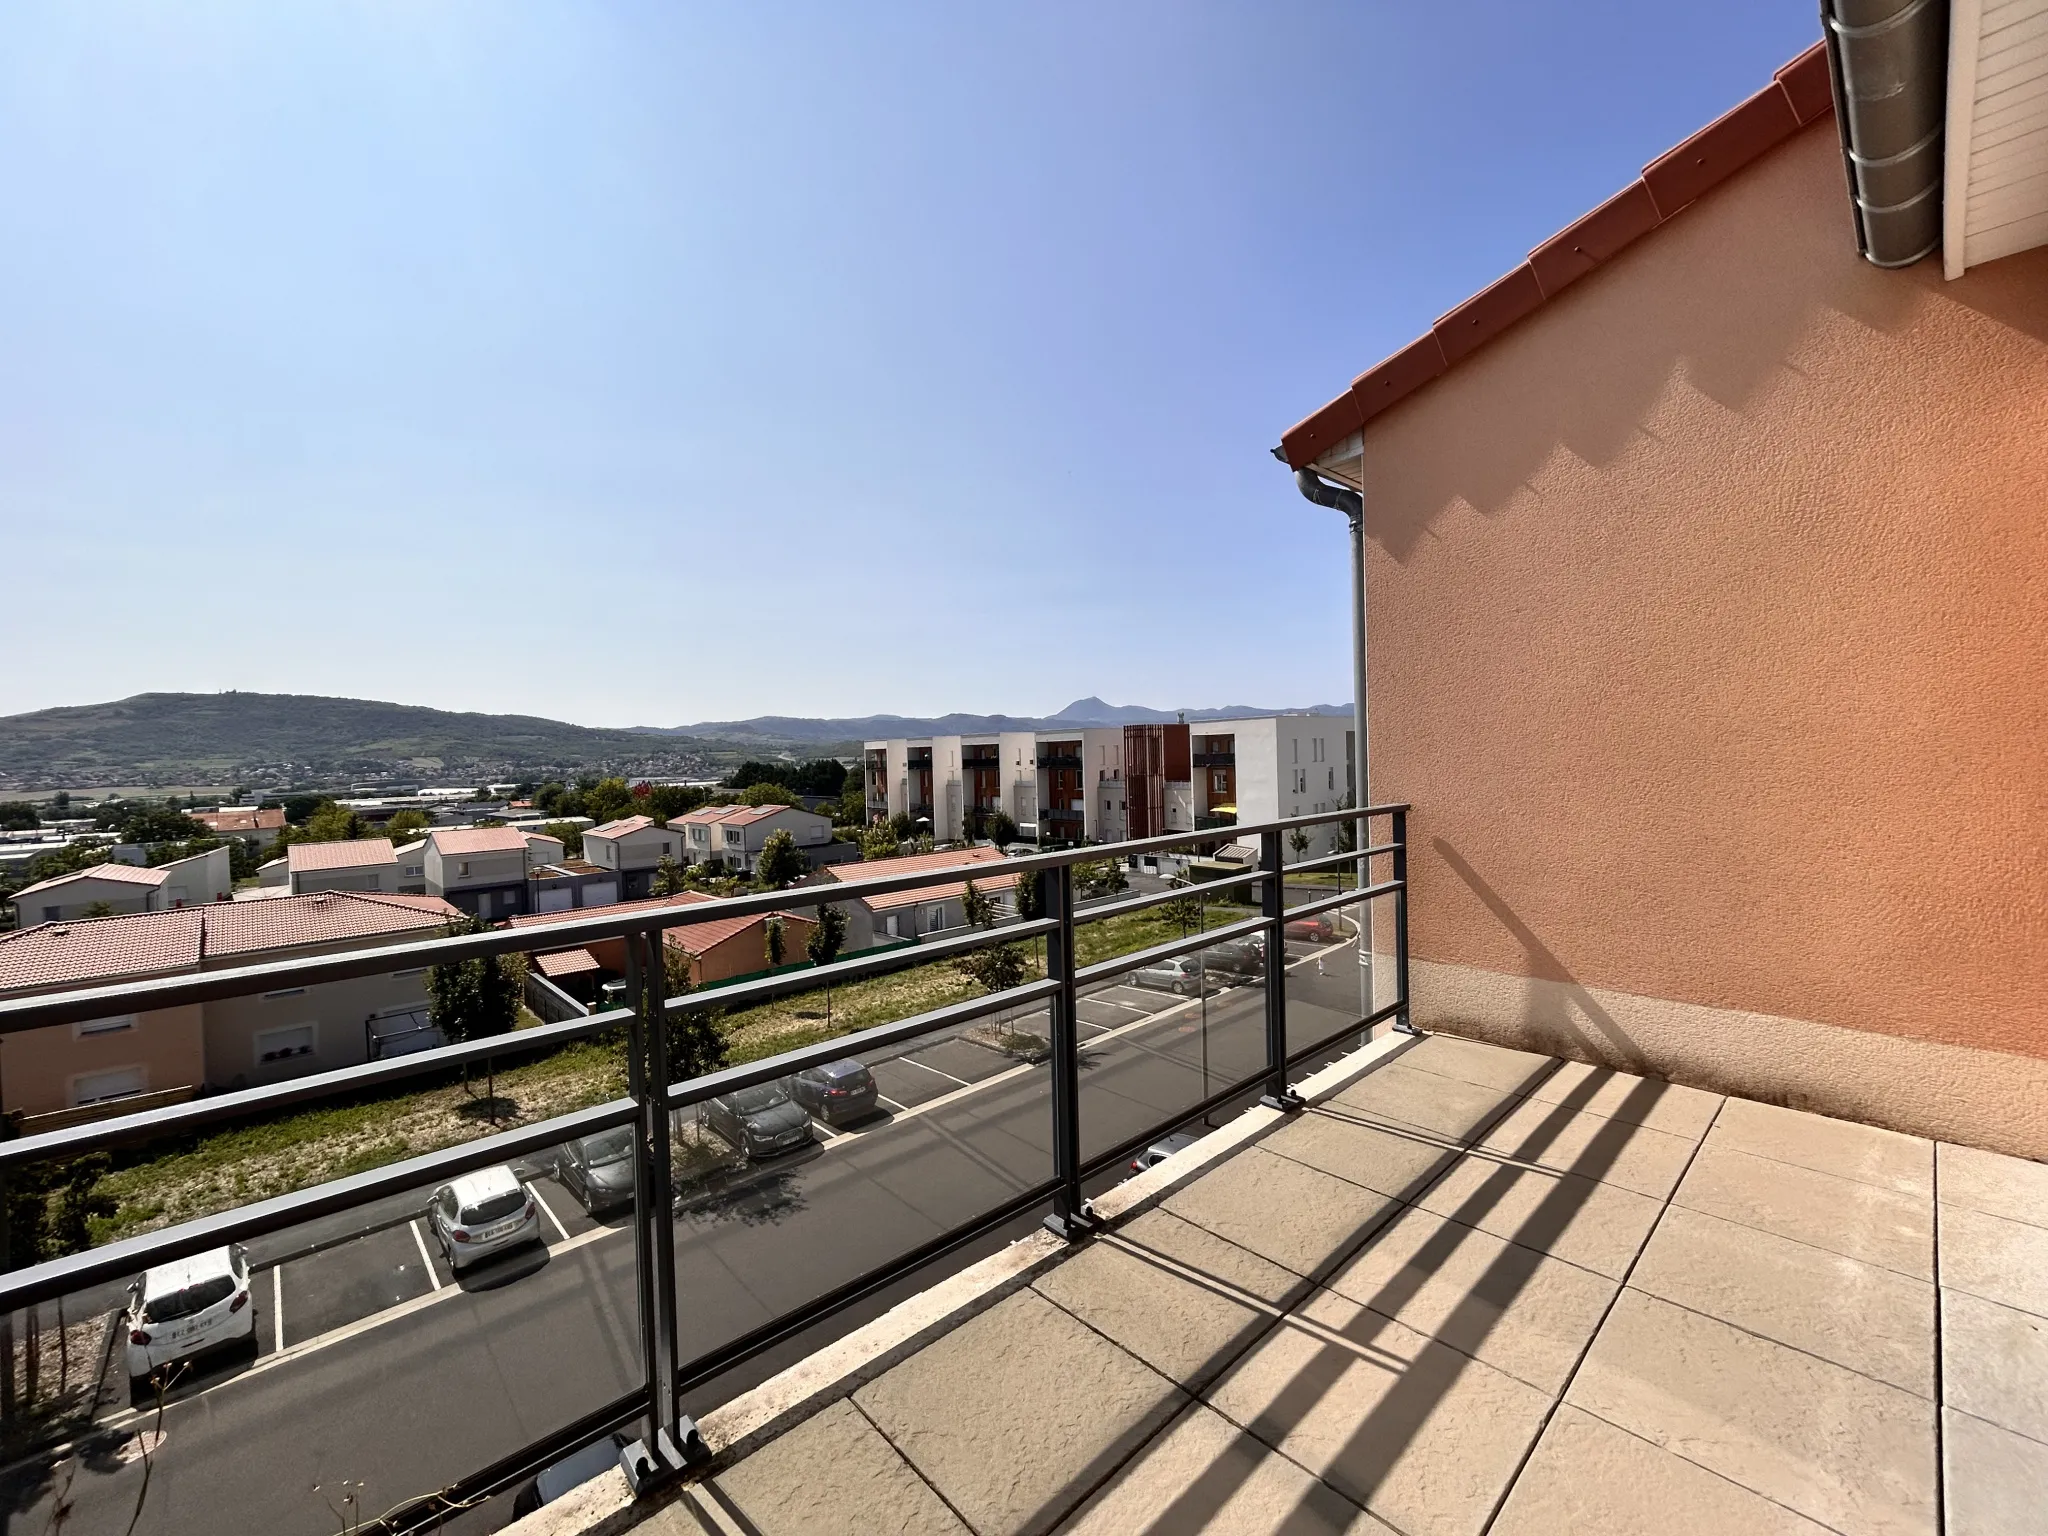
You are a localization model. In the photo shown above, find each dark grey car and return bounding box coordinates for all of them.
[785,1060,880,1126]
[701,1082,815,1159]
[555,1126,637,1214]
[1204,940,1266,982]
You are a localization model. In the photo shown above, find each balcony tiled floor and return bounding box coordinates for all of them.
[654,1035,2048,1536]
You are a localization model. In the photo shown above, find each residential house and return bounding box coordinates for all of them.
[0,890,463,1120]
[526,859,619,914]
[286,838,400,896]
[10,847,232,926]
[510,891,816,1003]
[676,804,838,876]
[1274,41,2048,1153]
[581,815,685,900]
[423,827,536,920]
[820,845,1011,949]
[393,839,428,895]
[190,807,286,847]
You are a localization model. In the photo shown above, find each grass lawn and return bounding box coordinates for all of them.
[77,897,1260,1248]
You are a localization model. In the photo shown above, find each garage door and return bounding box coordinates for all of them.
[536,887,573,913]
[583,882,619,908]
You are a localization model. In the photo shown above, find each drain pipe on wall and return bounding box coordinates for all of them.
[1292,467,1374,917]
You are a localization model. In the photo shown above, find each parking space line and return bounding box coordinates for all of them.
[901,1057,971,1089]
[876,1095,907,1113]
[529,1184,572,1245]
[409,1220,442,1291]
[272,1264,285,1352]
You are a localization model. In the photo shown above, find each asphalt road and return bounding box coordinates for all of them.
[0,928,1381,1535]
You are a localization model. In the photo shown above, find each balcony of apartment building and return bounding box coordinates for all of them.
[1034,742,1083,770]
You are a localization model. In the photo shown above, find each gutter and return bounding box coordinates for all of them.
[1821,0,1950,266]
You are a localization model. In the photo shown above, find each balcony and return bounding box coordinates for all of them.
[1191,750,1236,768]
[1036,752,1082,769]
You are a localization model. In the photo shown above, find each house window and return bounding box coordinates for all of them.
[255,1023,317,1065]
[42,906,59,921]
[459,861,471,877]
[1328,768,1336,791]
[74,1015,136,1039]
[70,1065,146,1108]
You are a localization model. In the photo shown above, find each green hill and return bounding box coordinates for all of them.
[0,692,722,789]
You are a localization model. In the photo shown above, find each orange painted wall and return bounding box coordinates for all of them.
[1345,122,2048,1063]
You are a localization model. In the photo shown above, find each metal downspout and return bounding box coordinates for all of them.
[1821,0,1950,267]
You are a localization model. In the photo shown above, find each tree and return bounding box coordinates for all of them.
[1288,827,1311,863]
[1160,891,1203,936]
[725,760,786,790]
[584,777,635,824]
[961,878,995,931]
[51,791,70,814]
[765,916,786,969]
[1013,870,1043,921]
[650,854,689,897]
[646,783,709,822]
[385,809,431,842]
[659,943,728,1081]
[790,759,849,797]
[961,804,987,842]
[986,810,1019,848]
[117,807,208,845]
[281,793,323,825]
[888,811,914,841]
[739,782,799,808]
[955,941,1029,995]
[1332,791,1358,855]
[860,824,901,861]
[806,903,849,1023]
[756,829,808,889]
[1072,859,1128,899]
[541,820,585,858]
[836,778,867,825]
[0,802,37,831]
[302,800,367,842]
[427,916,520,1045]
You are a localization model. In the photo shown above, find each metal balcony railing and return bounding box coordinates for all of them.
[0,804,1410,1533]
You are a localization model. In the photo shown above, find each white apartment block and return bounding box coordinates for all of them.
[862,713,1354,853]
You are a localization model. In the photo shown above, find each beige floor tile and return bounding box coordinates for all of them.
[1415,1153,1663,1280]
[1326,1062,1517,1144]
[1259,1109,1460,1202]
[1629,1204,1934,1396]
[1396,1034,1556,1095]
[1058,1399,1395,1535]
[1676,1140,1933,1279]
[1322,1204,1615,1394]
[1522,1060,1723,1141]
[1164,1145,1402,1281]
[1710,1098,1932,1197]
[1491,1403,1835,1536]
[1033,1208,1303,1391]
[1938,1143,2048,1231]
[854,1287,1183,1536]
[1943,1407,2048,1536]
[1566,1290,1937,1536]
[1477,1098,1697,1200]
[1942,1289,2048,1443]
[700,1399,970,1536]
[1206,1287,1552,1536]
[1940,1203,2048,1318]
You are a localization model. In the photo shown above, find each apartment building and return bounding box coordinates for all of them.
[9,846,233,924]
[581,815,685,901]
[0,890,462,1119]
[862,715,1353,851]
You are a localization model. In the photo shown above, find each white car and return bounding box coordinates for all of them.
[426,1166,542,1273]
[125,1245,255,1404]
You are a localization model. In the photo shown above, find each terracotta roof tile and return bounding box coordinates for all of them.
[193,808,285,834]
[507,889,716,933]
[12,862,168,900]
[198,892,462,958]
[535,948,602,978]
[824,845,1010,912]
[1280,40,1833,467]
[661,908,814,957]
[287,838,398,873]
[429,827,531,855]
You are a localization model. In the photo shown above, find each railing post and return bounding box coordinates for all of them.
[1391,808,1416,1035]
[618,933,704,1494]
[1259,830,1303,1110]
[1041,862,1094,1240]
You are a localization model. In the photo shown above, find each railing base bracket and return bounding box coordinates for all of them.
[621,1421,706,1497]
[1260,1090,1306,1112]
[1042,1208,1099,1241]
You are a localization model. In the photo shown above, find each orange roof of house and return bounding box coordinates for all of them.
[193,808,286,834]
[661,906,814,958]
[674,805,747,826]
[585,815,658,839]
[287,837,398,873]
[823,845,1010,911]
[1278,43,1836,468]
[429,827,532,855]
[507,889,717,933]
[534,948,602,979]
[12,861,169,900]
[0,891,462,994]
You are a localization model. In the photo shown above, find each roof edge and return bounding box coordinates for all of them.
[1279,41,1835,469]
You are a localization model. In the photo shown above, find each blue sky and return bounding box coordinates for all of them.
[1,2,1820,727]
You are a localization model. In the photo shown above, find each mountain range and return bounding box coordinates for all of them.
[0,692,1349,789]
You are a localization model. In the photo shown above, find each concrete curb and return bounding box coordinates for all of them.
[505,1026,1422,1536]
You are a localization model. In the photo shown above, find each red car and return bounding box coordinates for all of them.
[1285,914,1337,943]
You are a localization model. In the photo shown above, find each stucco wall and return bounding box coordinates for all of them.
[1329,122,2048,1150]
[0,1003,206,1117]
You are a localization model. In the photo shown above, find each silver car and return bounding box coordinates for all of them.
[426,1166,542,1273]
[1131,955,1212,995]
